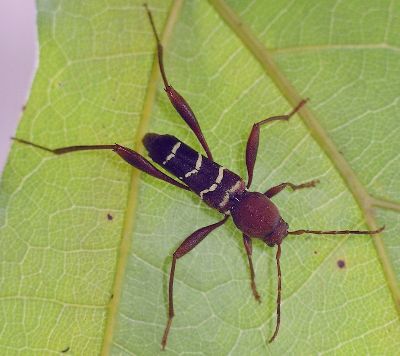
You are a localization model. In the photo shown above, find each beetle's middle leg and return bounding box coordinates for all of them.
[245,99,308,189]
[162,215,229,350]
[144,4,213,160]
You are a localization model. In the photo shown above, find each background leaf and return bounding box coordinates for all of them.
[1,0,399,354]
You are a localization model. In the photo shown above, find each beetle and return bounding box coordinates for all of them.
[13,4,384,350]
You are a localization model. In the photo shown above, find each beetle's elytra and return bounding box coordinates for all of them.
[13,4,384,350]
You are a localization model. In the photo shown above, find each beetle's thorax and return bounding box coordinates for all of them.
[230,191,288,246]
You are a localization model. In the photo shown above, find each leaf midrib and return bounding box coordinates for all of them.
[100,1,185,354]
[208,0,400,314]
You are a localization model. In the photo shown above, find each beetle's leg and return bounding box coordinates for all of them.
[264,179,319,198]
[12,138,189,191]
[162,215,229,350]
[144,4,213,160]
[268,244,282,343]
[245,99,308,188]
[242,234,261,303]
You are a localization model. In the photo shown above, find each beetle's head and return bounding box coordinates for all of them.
[231,191,288,246]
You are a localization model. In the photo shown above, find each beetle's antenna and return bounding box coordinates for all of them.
[268,243,282,343]
[288,226,384,236]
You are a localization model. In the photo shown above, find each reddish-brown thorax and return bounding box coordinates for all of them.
[231,192,289,246]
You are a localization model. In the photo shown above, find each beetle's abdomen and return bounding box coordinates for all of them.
[143,133,245,213]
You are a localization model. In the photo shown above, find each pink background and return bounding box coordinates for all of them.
[0,1,37,172]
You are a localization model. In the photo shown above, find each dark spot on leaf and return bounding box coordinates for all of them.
[61,346,70,353]
[337,259,345,269]
[107,213,113,221]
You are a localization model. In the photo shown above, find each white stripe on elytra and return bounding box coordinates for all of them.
[218,180,243,209]
[162,142,181,165]
[199,167,225,199]
[184,153,203,178]
[215,166,224,184]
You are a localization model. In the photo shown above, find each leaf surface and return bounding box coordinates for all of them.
[0,0,399,354]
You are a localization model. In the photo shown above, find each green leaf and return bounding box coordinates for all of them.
[1,0,399,354]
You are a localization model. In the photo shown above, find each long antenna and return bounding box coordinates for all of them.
[269,244,282,343]
[288,226,384,235]
[267,225,384,343]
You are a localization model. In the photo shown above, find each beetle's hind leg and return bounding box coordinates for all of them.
[144,4,213,161]
[12,137,189,191]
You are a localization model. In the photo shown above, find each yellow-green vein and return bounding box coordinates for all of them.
[100,1,184,354]
[372,197,400,213]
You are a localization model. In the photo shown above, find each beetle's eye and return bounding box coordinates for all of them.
[263,218,289,246]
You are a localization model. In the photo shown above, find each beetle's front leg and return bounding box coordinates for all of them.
[242,234,261,303]
[264,180,319,198]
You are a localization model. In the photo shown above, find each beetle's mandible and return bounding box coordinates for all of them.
[13,4,384,350]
